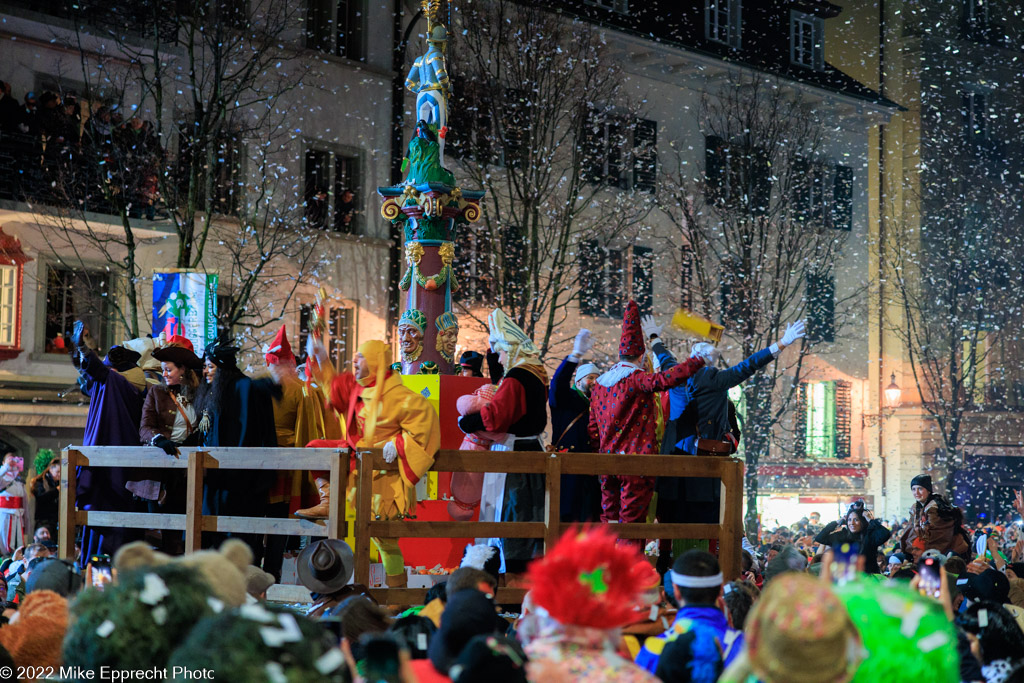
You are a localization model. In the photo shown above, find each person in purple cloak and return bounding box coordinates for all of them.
[70,320,148,566]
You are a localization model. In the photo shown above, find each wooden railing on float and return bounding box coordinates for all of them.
[58,447,744,605]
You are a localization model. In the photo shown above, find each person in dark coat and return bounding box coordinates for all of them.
[899,474,970,560]
[648,317,805,524]
[30,453,61,533]
[814,500,891,574]
[201,342,280,557]
[548,329,601,523]
[70,321,147,566]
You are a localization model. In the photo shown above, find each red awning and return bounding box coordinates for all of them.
[758,464,868,478]
[0,227,31,266]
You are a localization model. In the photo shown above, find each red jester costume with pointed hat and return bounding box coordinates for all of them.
[588,301,704,543]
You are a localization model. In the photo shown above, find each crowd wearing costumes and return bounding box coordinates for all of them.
[0,300,1019,682]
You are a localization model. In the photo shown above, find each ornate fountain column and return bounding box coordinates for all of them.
[378,1,483,374]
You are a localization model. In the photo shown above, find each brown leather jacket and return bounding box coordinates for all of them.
[140,385,196,444]
[900,496,970,559]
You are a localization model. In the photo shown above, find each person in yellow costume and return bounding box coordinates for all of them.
[302,338,440,588]
[263,325,338,580]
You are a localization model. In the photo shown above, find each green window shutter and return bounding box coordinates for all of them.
[793,156,810,221]
[579,240,602,316]
[705,135,726,201]
[835,380,852,458]
[795,382,808,458]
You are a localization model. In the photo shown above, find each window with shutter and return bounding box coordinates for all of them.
[306,0,365,61]
[832,165,853,230]
[804,380,837,458]
[633,119,658,193]
[579,240,602,316]
[579,241,624,318]
[455,230,494,305]
[705,135,728,200]
[807,271,835,343]
[835,380,852,458]
[451,81,496,165]
[633,246,653,315]
[680,246,694,311]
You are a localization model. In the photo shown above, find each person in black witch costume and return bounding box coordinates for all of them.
[200,342,280,557]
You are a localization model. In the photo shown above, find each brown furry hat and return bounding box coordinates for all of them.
[114,539,252,607]
[0,590,68,677]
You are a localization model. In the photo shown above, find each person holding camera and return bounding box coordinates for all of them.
[814,500,892,574]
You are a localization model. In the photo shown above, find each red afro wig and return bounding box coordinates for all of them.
[526,526,659,629]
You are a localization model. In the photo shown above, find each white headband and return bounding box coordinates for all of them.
[670,570,724,588]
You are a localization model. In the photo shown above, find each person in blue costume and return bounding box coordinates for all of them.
[547,329,601,523]
[646,316,804,525]
[70,320,147,566]
[636,550,730,681]
[200,342,280,557]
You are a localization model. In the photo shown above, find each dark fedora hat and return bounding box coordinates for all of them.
[297,539,355,594]
[152,342,202,370]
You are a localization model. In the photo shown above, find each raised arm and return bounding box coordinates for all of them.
[707,320,806,392]
[631,356,704,393]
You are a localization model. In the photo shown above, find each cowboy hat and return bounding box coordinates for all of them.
[296,539,355,594]
[152,342,202,371]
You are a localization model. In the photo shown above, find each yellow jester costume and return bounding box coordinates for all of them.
[349,340,440,580]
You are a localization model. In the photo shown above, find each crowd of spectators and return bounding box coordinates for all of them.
[0,80,164,219]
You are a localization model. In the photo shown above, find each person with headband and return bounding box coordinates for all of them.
[548,328,601,523]
[306,338,440,589]
[636,549,730,678]
[457,308,548,579]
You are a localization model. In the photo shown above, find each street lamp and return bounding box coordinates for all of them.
[884,373,902,409]
[863,372,902,427]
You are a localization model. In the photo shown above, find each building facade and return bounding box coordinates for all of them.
[830,0,1024,521]
[0,0,396,461]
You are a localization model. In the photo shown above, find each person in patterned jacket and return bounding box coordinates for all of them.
[588,300,704,546]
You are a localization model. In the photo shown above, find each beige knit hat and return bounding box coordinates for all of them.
[735,573,861,683]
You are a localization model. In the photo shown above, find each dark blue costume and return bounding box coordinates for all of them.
[202,374,280,555]
[653,341,775,524]
[548,357,600,522]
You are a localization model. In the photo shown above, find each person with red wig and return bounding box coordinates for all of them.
[518,526,660,681]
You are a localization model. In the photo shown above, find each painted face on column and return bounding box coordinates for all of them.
[435,312,459,364]
[397,309,427,363]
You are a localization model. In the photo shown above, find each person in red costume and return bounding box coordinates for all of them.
[588,300,704,548]
[457,308,548,578]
